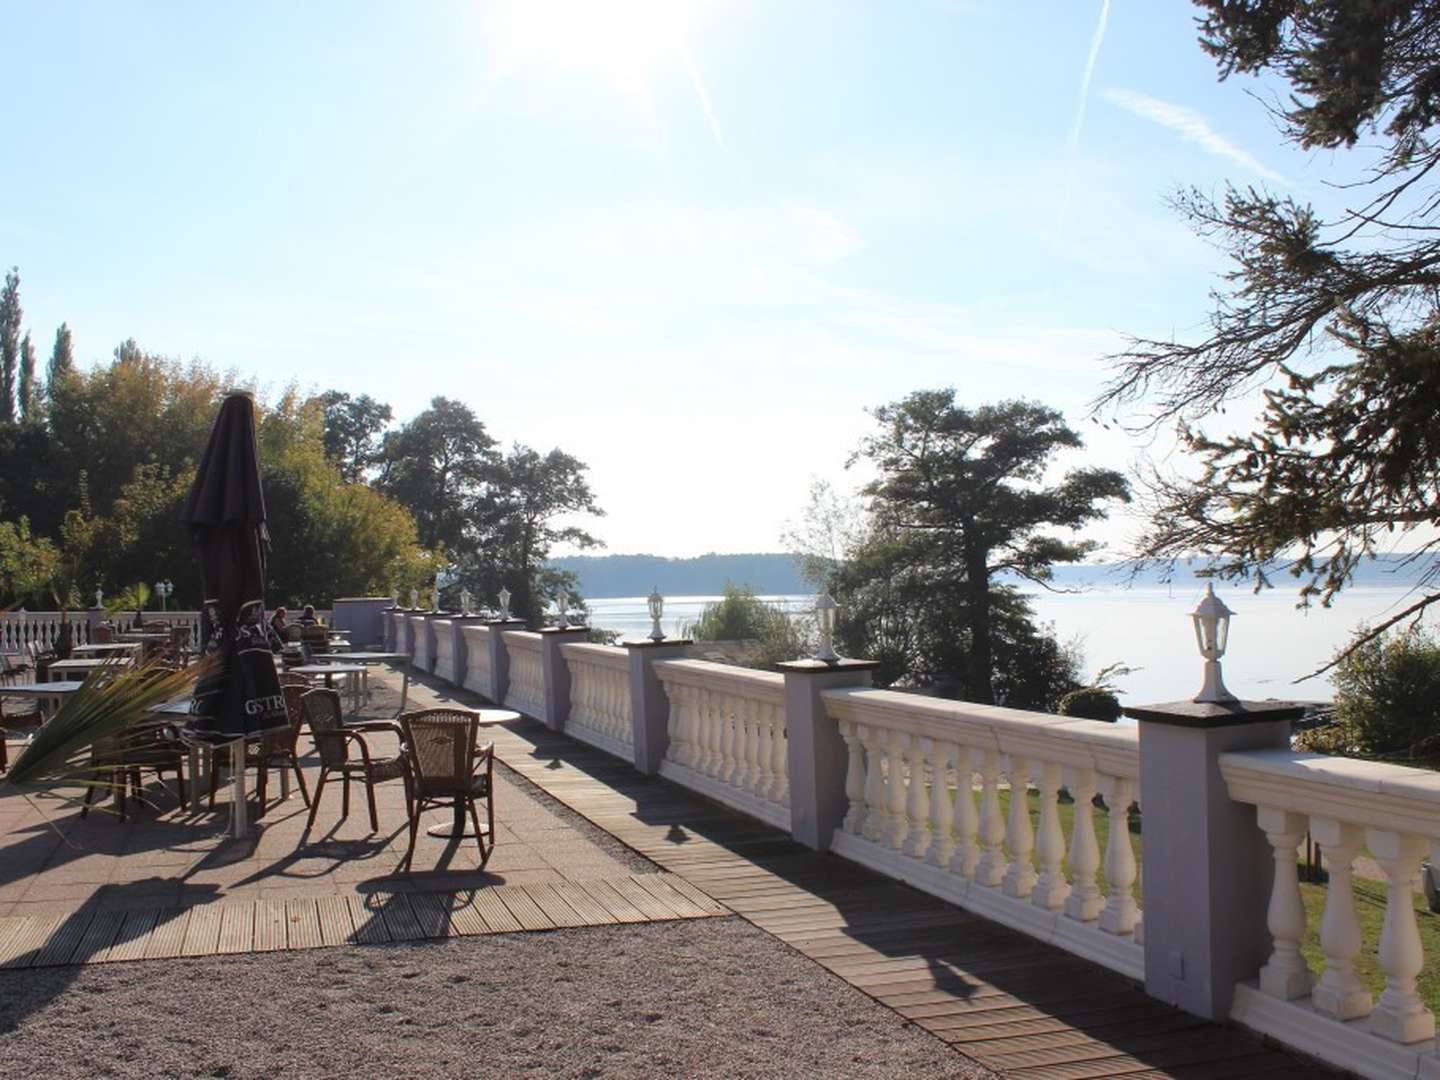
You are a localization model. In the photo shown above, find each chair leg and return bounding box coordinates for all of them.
[256,756,269,810]
[291,755,311,808]
[208,755,221,809]
[364,777,378,833]
[341,773,351,819]
[80,772,100,818]
[404,803,420,866]
[176,761,188,811]
[306,770,328,830]
[468,798,489,867]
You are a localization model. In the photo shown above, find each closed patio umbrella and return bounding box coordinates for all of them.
[182,389,288,835]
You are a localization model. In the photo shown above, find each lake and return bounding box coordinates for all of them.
[584,585,1437,705]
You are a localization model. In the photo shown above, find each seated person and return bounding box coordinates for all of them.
[298,604,320,627]
[270,607,289,635]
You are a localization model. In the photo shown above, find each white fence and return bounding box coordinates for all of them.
[501,631,545,719]
[461,624,493,698]
[561,643,633,759]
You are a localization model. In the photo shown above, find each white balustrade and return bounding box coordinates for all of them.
[461,624,493,699]
[562,643,633,759]
[654,659,789,830]
[408,615,433,671]
[823,687,1144,980]
[1222,749,1440,1080]
[502,632,545,719]
[1,613,90,653]
[432,619,457,683]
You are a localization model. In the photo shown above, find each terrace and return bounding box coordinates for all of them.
[0,601,1436,1078]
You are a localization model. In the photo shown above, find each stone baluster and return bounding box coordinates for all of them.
[670,684,693,767]
[949,744,980,879]
[1099,776,1140,935]
[975,749,1006,887]
[718,696,739,785]
[1002,755,1037,899]
[902,738,931,859]
[768,707,788,806]
[1063,766,1104,922]
[841,721,867,836]
[886,732,910,850]
[926,741,955,869]
[1308,818,1372,1020]
[1031,760,1070,911]
[741,697,761,794]
[700,688,720,777]
[754,701,776,804]
[861,726,888,843]
[1257,806,1314,1000]
[1366,828,1435,1044]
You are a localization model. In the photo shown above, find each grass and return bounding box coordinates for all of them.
[956,787,1439,1015]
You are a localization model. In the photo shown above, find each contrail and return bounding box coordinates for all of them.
[1069,0,1111,148]
[682,46,724,148]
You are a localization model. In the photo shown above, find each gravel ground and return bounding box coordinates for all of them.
[0,918,992,1079]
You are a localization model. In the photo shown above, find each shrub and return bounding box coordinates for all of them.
[1057,685,1123,722]
[1330,627,1440,762]
[683,584,811,671]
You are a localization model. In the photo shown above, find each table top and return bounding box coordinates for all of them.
[0,681,86,695]
[48,656,133,671]
[115,632,169,641]
[317,652,409,662]
[72,643,141,655]
[290,663,369,676]
[147,699,194,716]
[473,707,521,725]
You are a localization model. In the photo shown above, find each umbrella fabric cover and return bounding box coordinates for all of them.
[182,390,288,742]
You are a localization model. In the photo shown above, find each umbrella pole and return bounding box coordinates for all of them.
[230,738,249,838]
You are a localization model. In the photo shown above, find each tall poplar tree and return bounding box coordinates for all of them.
[0,268,20,424]
[48,323,74,388]
[17,332,36,421]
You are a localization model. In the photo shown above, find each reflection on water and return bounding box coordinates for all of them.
[585,586,1436,704]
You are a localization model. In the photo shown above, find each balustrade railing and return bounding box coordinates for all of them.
[561,643,632,759]
[653,659,789,829]
[502,632,545,719]
[822,687,1144,979]
[408,615,433,671]
[461,624,493,699]
[1221,749,1440,1080]
[0,613,90,653]
[432,619,457,682]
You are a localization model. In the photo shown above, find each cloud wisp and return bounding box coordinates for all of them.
[1069,0,1111,148]
[1104,88,1287,184]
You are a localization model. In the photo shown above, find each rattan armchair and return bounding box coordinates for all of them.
[80,720,188,821]
[398,708,496,867]
[301,687,410,832]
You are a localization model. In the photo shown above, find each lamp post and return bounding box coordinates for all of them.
[647,587,666,641]
[460,589,472,617]
[1191,583,1236,703]
[391,587,400,609]
[155,579,174,612]
[554,591,569,629]
[814,593,839,662]
[409,587,419,610]
[498,587,511,621]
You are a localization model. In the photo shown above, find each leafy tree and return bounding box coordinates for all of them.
[17,332,36,422]
[0,510,60,605]
[0,268,20,424]
[855,392,1128,703]
[468,444,605,624]
[1095,0,1440,663]
[316,390,392,481]
[377,396,497,552]
[47,323,74,389]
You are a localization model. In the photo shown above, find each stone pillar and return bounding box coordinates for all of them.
[332,597,392,650]
[447,616,488,687]
[485,619,527,706]
[623,639,694,775]
[87,604,105,639]
[1125,698,1306,1021]
[383,609,397,651]
[538,626,589,732]
[777,658,882,852]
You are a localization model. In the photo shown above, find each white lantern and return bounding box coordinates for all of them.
[1191,583,1237,703]
[460,589,473,616]
[814,593,839,662]
[498,587,511,621]
[409,587,419,610]
[647,587,665,641]
[390,587,400,609]
[94,587,104,609]
[555,591,570,629]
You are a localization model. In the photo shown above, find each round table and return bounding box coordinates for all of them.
[426,707,519,839]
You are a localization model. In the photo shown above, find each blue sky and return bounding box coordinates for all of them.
[1,1,1335,557]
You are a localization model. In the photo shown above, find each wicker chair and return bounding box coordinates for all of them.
[398,709,496,867]
[81,719,188,821]
[207,678,313,811]
[301,687,409,832]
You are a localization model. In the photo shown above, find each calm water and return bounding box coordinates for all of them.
[585,586,1436,704]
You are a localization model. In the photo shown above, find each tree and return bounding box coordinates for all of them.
[0,509,60,605]
[47,323,74,388]
[316,390,392,482]
[1095,1,1440,665]
[464,444,605,623]
[17,332,36,421]
[0,268,20,424]
[854,392,1128,703]
[376,397,497,552]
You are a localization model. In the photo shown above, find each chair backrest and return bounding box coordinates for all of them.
[280,683,309,742]
[300,687,348,767]
[283,625,303,642]
[94,625,114,643]
[400,709,480,799]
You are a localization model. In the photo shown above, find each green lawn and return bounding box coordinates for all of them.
[962,787,1439,1013]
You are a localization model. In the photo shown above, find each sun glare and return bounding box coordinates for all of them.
[489,0,699,100]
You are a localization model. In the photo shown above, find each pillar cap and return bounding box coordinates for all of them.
[777,658,883,675]
[1123,698,1308,729]
[622,638,693,649]
[539,625,589,635]
[486,618,527,627]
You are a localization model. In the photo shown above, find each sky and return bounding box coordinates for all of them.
[0,1,1348,559]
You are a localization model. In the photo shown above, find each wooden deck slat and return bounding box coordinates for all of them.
[0,915,60,968]
[316,895,356,946]
[407,892,453,939]
[578,878,649,924]
[346,895,390,944]
[33,911,93,967]
[253,899,288,952]
[142,908,190,959]
[377,893,426,941]
[469,889,524,933]
[627,874,710,919]
[217,903,255,955]
[524,883,589,929]
[494,886,557,931]
[548,881,615,926]
[99,908,159,963]
[442,895,494,936]
[284,898,322,950]
[180,903,223,957]
[70,910,126,963]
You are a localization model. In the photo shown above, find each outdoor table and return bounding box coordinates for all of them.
[45,656,133,681]
[71,642,143,657]
[115,632,168,642]
[158,700,281,841]
[289,663,369,711]
[0,680,85,721]
[310,652,412,712]
[427,707,519,839]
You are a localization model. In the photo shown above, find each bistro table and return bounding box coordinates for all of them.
[71,642,143,658]
[289,663,369,711]
[45,656,133,681]
[0,680,86,721]
[426,707,519,839]
[151,699,280,840]
[310,652,412,712]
